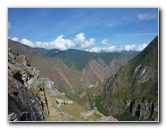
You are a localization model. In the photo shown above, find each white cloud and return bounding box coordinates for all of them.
[10,33,148,52]
[87,43,148,53]
[81,38,95,49]
[86,47,101,53]
[137,43,148,51]
[87,46,119,53]
[104,46,117,52]
[13,35,75,50]
[10,32,96,50]
[124,44,148,51]
[49,35,75,50]
[101,39,108,45]
[73,32,95,49]
[73,33,86,44]
[137,13,157,20]
[124,44,136,51]
[21,38,36,47]
[12,37,18,41]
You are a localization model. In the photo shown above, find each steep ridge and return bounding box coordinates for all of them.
[101,36,158,121]
[81,59,112,86]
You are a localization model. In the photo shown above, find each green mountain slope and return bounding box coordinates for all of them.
[101,36,158,121]
[34,48,135,71]
[33,48,51,57]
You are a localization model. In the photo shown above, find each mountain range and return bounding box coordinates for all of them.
[8,39,134,98]
[8,36,158,121]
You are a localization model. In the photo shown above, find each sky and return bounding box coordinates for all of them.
[8,8,158,52]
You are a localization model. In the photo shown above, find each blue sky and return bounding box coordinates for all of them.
[8,8,158,52]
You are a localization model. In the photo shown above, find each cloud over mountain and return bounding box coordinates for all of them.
[73,33,95,49]
[11,32,96,50]
[10,32,148,52]
[86,43,148,53]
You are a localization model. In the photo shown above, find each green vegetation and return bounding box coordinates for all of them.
[33,48,51,57]
[114,107,139,121]
[95,96,109,116]
[55,95,71,100]
[44,89,65,121]
[145,82,158,102]
[56,51,124,71]
[87,88,95,109]
[129,36,158,72]
[60,102,87,121]
[86,112,100,121]
[34,48,126,71]
[114,88,132,100]
[101,36,158,121]
[57,81,74,98]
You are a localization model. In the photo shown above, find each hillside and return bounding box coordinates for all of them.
[100,36,158,121]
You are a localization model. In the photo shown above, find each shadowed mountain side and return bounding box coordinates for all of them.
[109,55,133,76]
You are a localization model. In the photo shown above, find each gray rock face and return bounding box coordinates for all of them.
[133,64,157,84]
[8,112,17,121]
[8,75,44,121]
[8,48,60,121]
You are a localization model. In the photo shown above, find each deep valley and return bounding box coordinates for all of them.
[8,36,159,122]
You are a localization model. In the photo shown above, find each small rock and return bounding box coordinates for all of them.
[8,112,17,121]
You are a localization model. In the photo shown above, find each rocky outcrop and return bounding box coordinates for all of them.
[8,74,45,121]
[8,112,17,121]
[8,48,62,121]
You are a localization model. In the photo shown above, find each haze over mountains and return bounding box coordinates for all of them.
[8,36,158,121]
